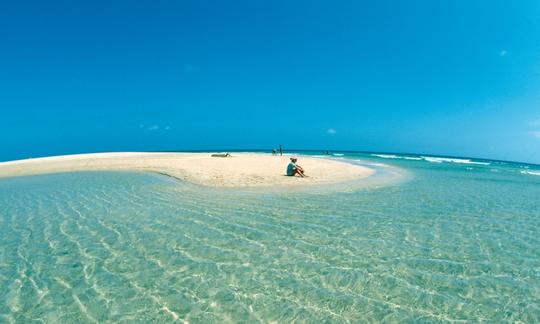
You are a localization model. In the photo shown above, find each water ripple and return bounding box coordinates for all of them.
[0,170,539,322]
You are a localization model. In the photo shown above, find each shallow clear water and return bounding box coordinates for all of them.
[1,153,539,323]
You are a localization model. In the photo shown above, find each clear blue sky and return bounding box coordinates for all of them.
[2,1,540,163]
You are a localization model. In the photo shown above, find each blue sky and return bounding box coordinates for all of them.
[1,1,540,163]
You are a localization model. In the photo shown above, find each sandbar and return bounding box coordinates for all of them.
[0,152,374,188]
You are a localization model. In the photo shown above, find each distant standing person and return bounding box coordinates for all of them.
[279,145,283,156]
[286,157,306,177]
[272,148,277,156]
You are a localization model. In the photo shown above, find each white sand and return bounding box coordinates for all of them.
[0,152,374,188]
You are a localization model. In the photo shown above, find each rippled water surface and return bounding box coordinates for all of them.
[1,153,540,323]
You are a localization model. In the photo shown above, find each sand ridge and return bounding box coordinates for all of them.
[0,152,374,188]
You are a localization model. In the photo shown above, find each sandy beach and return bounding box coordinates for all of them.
[0,152,374,188]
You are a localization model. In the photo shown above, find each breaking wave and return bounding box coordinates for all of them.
[420,157,490,165]
[371,154,490,165]
[520,170,540,176]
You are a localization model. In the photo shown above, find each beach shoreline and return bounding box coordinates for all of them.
[0,152,375,188]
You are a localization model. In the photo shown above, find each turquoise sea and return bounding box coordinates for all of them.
[1,152,539,323]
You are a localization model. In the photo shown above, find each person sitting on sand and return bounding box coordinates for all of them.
[287,157,306,177]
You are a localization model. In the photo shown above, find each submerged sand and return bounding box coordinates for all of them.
[0,152,374,188]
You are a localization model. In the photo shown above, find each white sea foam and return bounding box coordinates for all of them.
[403,156,423,160]
[421,156,490,165]
[520,170,540,176]
[371,154,422,160]
[333,153,344,156]
[371,153,491,165]
[372,154,399,159]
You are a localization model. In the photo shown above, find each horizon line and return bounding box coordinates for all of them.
[2,149,539,167]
